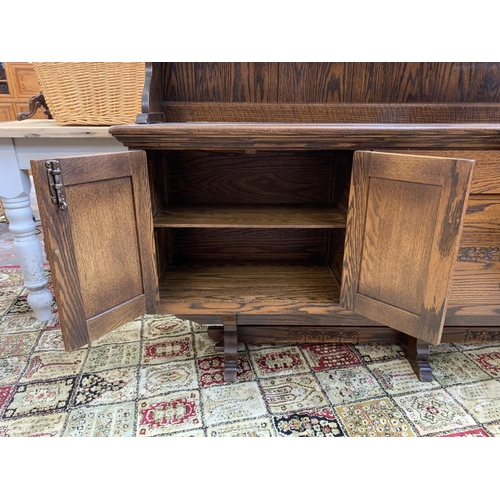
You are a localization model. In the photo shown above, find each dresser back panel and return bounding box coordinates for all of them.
[164,150,335,205]
[143,63,500,124]
[159,63,500,104]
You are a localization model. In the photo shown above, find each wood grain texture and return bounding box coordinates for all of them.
[109,123,500,150]
[0,119,116,138]
[170,228,329,262]
[179,311,381,326]
[208,325,401,344]
[463,196,500,231]
[158,262,339,311]
[358,177,441,315]
[136,62,165,123]
[65,177,144,318]
[381,150,500,194]
[340,151,475,345]
[441,328,500,343]
[161,102,500,123]
[164,150,334,204]
[140,63,500,124]
[207,325,500,345]
[161,63,279,103]
[31,150,157,351]
[444,305,500,326]
[87,296,146,342]
[449,230,500,307]
[146,150,169,216]
[277,63,500,103]
[153,205,346,228]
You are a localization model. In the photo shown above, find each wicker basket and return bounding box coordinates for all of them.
[33,62,145,125]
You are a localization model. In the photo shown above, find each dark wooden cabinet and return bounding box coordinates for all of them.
[31,63,500,384]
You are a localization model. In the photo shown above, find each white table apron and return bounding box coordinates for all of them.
[0,120,127,322]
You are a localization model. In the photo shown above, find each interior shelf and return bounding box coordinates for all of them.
[158,261,340,306]
[153,204,346,228]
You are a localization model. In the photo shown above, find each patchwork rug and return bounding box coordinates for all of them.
[1,264,500,437]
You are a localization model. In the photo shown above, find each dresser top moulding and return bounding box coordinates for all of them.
[108,122,500,150]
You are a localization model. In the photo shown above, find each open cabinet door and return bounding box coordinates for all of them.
[31,150,158,351]
[340,151,474,345]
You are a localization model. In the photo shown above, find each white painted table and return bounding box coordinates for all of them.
[0,120,127,322]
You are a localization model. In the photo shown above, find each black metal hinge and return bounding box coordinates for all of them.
[45,160,67,211]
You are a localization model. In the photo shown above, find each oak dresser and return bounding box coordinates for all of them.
[31,63,500,383]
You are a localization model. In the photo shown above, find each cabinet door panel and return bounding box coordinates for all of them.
[0,103,15,121]
[31,150,158,351]
[380,150,500,194]
[6,62,40,99]
[340,151,475,345]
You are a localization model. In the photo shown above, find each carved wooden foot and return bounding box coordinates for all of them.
[400,335,433,382]
[222,315,238,382]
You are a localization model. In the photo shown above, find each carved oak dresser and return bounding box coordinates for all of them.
[31,63,500,383]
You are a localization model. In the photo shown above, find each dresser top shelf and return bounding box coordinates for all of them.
[109,122,500,150]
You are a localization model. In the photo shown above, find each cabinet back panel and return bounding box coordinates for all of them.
[162,63,279,102]
[170,228,328,262]
[165,151,335,204]
[158,63,500,104]
[146,150,169,215]
[278,63,500,103]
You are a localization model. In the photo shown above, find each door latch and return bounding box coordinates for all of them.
[45,160,67,211]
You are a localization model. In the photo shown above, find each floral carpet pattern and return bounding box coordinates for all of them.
[1,264,500,437]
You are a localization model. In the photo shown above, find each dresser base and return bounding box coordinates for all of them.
[206,324,500,382]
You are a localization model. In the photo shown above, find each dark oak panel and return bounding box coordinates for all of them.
[340,151,475,345]
[110,123,500,150]
[161,63,279,103]
[382,150,500,194]
[358,177,441,315]
[158,261,340,315]
[170,228,329,262]
[165,150,335,204]
[278,63,500,103]
[65,177,144,319]
[31,151,158,351]
[161,102,500,123]
[450,230,500,306]
[153,204,346,228]
[463,196,500,231]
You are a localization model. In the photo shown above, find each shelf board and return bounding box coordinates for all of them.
[158,261,340,313]
[110,121,500,150]
[153,204,346,229]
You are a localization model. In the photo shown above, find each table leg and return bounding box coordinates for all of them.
[1,193,53,321]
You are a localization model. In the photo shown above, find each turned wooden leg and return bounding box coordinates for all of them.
[2,194,53,321]
[400,334,433,382]
[222,314,238,383]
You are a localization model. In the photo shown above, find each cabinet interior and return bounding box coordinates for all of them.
[148,149,354,309]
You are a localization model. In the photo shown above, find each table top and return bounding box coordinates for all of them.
[0,120,115,139]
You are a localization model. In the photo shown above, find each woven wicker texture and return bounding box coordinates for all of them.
[33,62,145,125]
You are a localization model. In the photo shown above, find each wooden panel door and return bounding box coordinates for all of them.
[6,62,41,99]
[31,150,158,351]
[340,151,475,345]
